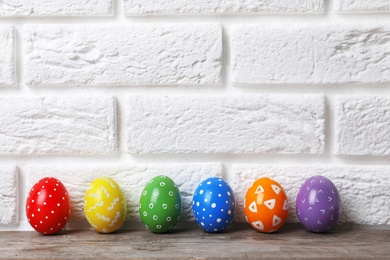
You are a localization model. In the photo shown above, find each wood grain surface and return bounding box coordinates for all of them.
[1,224,389,259]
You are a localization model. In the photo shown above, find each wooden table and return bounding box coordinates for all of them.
[1,224,389,259]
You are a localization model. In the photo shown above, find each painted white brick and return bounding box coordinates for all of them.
[124,0,324,15]
[0,0,112,16]
[0,167,18,225]
[338,0,390,12]
[232,25,390,84]
[127,95,325,154]
[336,96,390,156]
[0,26,14,86]
[231,165,390,225]
[0,97,116,155]
[24,164,222,222]
[24,24,222,86]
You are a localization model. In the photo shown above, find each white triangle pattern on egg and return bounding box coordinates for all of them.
[271,184,281,195]
[264,199,276,210]
[252,220,264,231]
[249,201,258,213]
[255,185,264,194]
[272,215,282,226]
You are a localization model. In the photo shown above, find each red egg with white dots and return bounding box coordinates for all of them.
[26,177,71,235]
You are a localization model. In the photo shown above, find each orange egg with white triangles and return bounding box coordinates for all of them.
[244,177,289,233]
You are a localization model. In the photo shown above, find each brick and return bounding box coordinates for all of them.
[338,0,390,12]
[127,95,325,154]
[0,97,116,155]
[232,25,390,84]
[124,0,323,15]
[0,26,14,85]
[24,164,222,222]
[231,165,390,225]
[0,0,112,16]
[336,96,390,156]
[0,166,18,225]
[24,24,222,86]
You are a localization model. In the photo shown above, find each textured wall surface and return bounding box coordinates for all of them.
[127,95,325,154]
[123,0,324,14]
[338,0,390,12]
[0,97,116,155]
[24,24,222,85]
[232,25,390,84]
[0,167,17,225]
[0,0,113,16]
[0,26,14,85]
[0,0,389,231]
[336,96,390,156]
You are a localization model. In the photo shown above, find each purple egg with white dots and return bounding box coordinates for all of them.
[192,177,235,233]
[296,175,341,233]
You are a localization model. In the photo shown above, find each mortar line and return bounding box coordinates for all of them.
[0,12,389,25]
[324,94,335,162]
[14,23,23,94]
[2,153,390,166]
[2,83,390,97]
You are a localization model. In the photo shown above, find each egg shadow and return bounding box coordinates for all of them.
[275,223,303,234]
[161,228,193,235]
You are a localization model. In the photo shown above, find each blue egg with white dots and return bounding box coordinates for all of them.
[192,177,235,233]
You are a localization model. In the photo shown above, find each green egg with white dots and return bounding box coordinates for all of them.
[139,175,182,233]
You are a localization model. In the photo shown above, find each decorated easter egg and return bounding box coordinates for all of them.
[139,175,181,233]
[26,177,71,235]
[296,175,341,233]
[244,177,289,233]
[84,177,127,233]
[192,177,235,233]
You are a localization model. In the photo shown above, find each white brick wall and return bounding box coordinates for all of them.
[127,95,325,154]
[0,26,14,86]
[0,0,113,16]
[24,24,222,85]
[124,0,324,14]
[336,96,390,156]
[0,167,18,225]
[0,1,389,231]
[232,25,390,84]
[0,97,116,155]
[338,0,390,12]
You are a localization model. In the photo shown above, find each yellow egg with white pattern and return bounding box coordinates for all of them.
[84,177,127,233]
